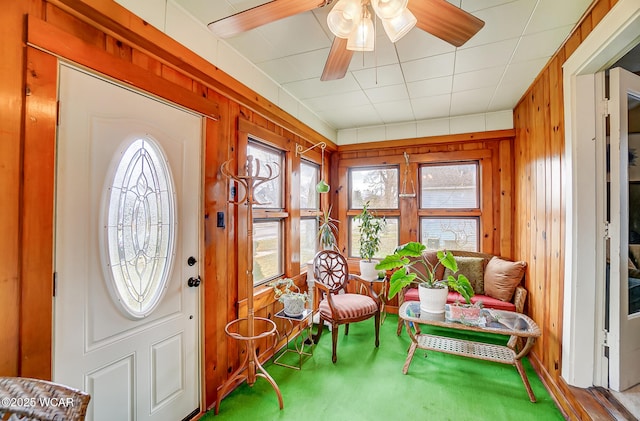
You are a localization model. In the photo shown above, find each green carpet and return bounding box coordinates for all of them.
[202,315,563,421]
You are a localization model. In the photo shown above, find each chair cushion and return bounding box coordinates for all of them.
[447,292,516,312]
[484,256,527,302]
[319,293,378,320]
[442,256,485,294]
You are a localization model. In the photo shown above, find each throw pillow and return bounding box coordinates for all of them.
[484,256,527,302]
[443,256,485,294]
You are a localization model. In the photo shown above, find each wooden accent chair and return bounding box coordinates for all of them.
[0,377,91,421]
[312,250,381,363]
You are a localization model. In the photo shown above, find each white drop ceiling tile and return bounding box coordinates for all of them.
[117,0,166,31]
[318,104,383,130]
[395,29,456,62]
[226,0,268,10]
[305,90,371,112]
[347,39,400,71]
[455,38,519,73]
[511,25,574,63]
[250,71,280,105]
[386,122,418,140]
[171,0,231,24]
[357,126,386,143]
[352,64,404,89]
[373,100,415,124]
[461,0,514,12]
[259,48,329,84]
[283,75,360,99]
[453,67,504,92]
[297,107,337,142]
[407,76,453,99]
[462,0,537,49]
[450,114,487,134]
[217,41,256,85]
[501,57,549,86]
[524,0,592,35]
[366,84,409,104]
[411,95,451,120]
[402,53,456,83]
[485,110,514,130]
[226,32,281,63]
[257,14,330,57]
[489,81,530,110]
[450,87,495,115]
[416,118,451,137]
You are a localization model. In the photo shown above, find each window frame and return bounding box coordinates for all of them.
[346,165,401,258]
[418,161,481,251]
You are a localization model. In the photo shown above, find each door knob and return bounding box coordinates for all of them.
[187,276,201,287]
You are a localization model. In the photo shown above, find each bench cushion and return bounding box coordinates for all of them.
[403,288,517,312]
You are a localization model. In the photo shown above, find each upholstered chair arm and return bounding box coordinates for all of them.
[513,285,527,314]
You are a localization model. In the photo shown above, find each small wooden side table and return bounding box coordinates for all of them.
[273,308,314,370]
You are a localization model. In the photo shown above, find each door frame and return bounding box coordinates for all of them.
[562,0,640,388]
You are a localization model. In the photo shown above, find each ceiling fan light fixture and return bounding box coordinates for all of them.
[327,0,362,38]
[346,13,375,51]
[381,8,417,43]
[371,0,408,19]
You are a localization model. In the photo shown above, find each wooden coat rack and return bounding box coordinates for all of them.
[215,156,283,414]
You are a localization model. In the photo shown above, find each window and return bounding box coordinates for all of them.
[103,137,175,318]
[247,141,285,284]
[350,167,399,209]
[300,160,320,264]
[420,163,480,251]
[348,166,400,257]
[350,217,399,259]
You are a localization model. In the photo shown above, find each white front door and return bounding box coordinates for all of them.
[608,66,640,392]
[54,65,202,420]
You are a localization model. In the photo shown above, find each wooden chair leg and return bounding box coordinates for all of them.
[331,323,339,363]
[312,316,325,344]
[344,323,349,335]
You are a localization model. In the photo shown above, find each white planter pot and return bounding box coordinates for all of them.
[359,260,379,281]
[282,295,306,317]
[418,283,448,314]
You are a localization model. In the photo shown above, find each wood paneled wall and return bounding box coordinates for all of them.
[512,0,618,419]
[0,0,334,413]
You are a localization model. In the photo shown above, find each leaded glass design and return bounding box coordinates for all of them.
[104,137,175,318]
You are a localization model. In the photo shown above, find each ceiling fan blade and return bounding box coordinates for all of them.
[208,0,323,38]
[321,37,354,81]
[408,0,485,47]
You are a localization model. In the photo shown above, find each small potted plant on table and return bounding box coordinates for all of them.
[269,278,310,317]
[354,201,386,281]
[375,242,475,314]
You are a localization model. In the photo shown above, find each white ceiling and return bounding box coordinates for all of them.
[171,0,593,133]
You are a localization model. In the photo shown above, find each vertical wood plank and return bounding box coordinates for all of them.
[20,47,58,379]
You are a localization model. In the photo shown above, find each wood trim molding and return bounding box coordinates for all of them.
[27,16,220,120]
[337,129,515,153]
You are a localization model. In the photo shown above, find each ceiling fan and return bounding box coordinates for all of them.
[208,0,484,81]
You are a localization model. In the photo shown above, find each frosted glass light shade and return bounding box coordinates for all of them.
[327,0,362,38]
[347,15,375,51]
[371,0,408,19]
[382,8,417,42]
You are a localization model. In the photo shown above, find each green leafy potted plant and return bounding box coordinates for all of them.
[268,278,310,317]
[354,201,386,280]
[375,241,474,314]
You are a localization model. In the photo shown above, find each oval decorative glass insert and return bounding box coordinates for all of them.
[103,137,176,318]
